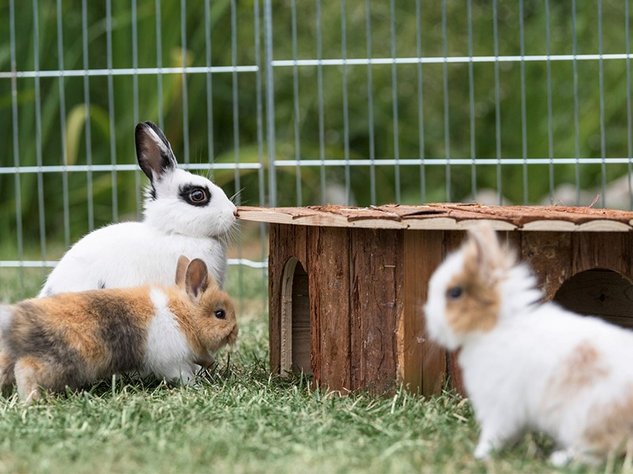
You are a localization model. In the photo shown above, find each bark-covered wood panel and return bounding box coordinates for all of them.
[401,230,446,395]
[307,227,351,391]
[350,229,403,392]
[268,224,308,374]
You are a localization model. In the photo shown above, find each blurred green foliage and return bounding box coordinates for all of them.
[0,0,632,259]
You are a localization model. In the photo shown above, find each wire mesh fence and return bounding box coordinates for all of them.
[1,0,632,301]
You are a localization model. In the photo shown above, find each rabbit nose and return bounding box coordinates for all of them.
[233,209,239,218]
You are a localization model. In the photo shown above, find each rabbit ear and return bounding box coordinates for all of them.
[175,255,191,287]
[135,121,178,183]
[463,224,513,283]
[185,258,209,300]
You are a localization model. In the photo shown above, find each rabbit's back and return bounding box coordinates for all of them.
[39,222,227,296]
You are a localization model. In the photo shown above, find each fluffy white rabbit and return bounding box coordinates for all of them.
[425,224,633,466]
[39,121,237,297]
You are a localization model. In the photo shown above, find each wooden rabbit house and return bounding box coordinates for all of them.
[238,204,633,395]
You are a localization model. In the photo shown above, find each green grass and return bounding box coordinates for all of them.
[0,270,627,474]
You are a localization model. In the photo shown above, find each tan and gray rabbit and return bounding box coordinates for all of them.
[0,256,237,403]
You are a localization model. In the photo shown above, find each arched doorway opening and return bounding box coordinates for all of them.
[280,258,311,375]
[553,268,633,329]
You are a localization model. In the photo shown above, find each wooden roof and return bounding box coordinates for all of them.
[237,204,633,232]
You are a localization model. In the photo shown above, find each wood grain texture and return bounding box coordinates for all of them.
[401,230,447,395]
[350,229,402,393]
[268,224,309,375]
[307,227,351,391]
[521,232,572,300]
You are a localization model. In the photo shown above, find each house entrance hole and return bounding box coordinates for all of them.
[280,258,311,375]
[553,268,633,329]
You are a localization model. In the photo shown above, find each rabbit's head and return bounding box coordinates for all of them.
[424,224,535,350]
[175,256,238,358]
[135,121,237,239]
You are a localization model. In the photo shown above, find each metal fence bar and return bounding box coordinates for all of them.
[82,0,95,230]
[181,0,190,165]
[204,0,215,180]
[415,0,426,203]
[545,0,555,203]
[520,0,528,204]
[155,0,164,128]
[291,0,302,206]
[598,0,607,207]
[441,0,451,201]
[0,163,262,174]
[627,0,633,209]
[316,0,326,204]
[493,0,502,203]
[0,259,268,270]
[365,0,376,205]
[341,0,351,205]
[106,0,118,222]
[468,0,477,201]
[56,0,71,245]
[9,0,24,290]
[269,54,633,67]
[264,0,276,207]
[390,0,400,203]
[572,0,581,205]
[32,0,47,270]
[132,0,142,215]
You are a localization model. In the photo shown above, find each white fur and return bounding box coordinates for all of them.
[424,228,633,465]
[39,123,236,296]
[143,288,196,384]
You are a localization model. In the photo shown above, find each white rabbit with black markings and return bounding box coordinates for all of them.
[39,121,237,297]
[425,224,633,466]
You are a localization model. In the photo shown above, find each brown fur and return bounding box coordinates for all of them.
[583,387,633,455]
[445,231,511,335]
[1,257,237,403]
[561,342,609,389]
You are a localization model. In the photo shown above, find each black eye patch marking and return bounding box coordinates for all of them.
[179,185,211,207]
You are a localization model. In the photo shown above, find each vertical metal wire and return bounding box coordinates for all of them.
[365,0,376,204]
[106,0,118,222]
[32,0,47,269]
[492,0,502,203]
[57,0,71,245]
[415,0,426,203]
[155,0,164,129]
[9,0,24,288]
[441,0,451,201]
[316,0,326,204]
[81,0,94,230]
[598,0,607,206]
[229,0,243,309]
[390,0,400,202]
[132,0,142,216]
[519,0,528,204]
[291,0,302,205]
[231,0,241,206]
[204,0,215,179]
[467,0,477,200]
[181,0,190,165]
[626,0,633,209]
[572,0,581,205]
[254,0,265,209]
[253,0,268,282]
[264,0,277,206]
[545,0,555,203]
[341,0,351,205]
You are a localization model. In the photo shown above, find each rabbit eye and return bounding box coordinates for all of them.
[214,309,226,320]
[446,286,463,299]
[180,185,211,207]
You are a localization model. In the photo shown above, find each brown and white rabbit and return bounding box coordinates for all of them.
[0,256,237,403]
[425,224,633,466]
